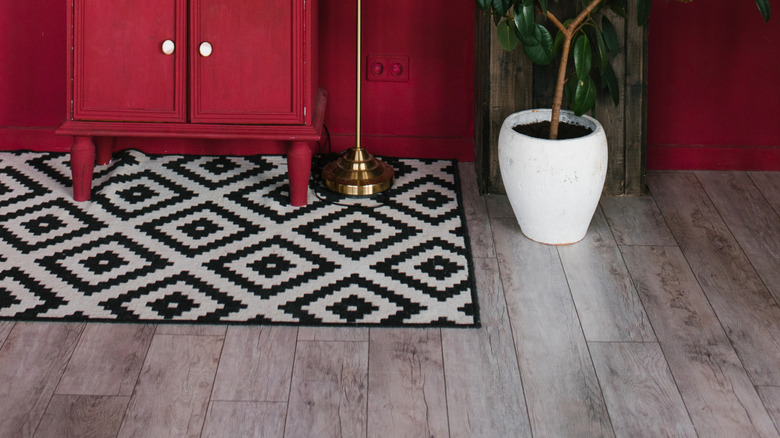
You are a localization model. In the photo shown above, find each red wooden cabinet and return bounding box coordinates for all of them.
[58,0,325,205]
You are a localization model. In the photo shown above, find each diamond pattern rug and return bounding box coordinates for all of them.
[0,150,479,327]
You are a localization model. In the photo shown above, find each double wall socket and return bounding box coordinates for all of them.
[366,55,409,82]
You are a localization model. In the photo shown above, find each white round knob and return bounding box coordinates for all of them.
[162,40,175,55]
[199,42,213,57]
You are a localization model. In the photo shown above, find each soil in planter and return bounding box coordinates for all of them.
[513,120,593,140]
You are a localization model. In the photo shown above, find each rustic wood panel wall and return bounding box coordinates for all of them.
[474,4,648,196]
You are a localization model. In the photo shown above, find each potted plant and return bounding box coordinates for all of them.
[477,0,770,244]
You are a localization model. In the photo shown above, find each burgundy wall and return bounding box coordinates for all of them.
[0,2,70,151]
[647,1,780,170]
[0,1,476,161]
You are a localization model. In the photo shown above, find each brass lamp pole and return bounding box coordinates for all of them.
[321,0,394,195]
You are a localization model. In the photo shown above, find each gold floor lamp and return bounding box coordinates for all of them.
[321,0,394,195]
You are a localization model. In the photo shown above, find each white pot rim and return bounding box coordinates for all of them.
[502,109,604,143]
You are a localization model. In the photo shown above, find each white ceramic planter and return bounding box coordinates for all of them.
[498,109,608,245]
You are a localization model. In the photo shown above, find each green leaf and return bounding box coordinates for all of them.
[755,0,771,22]
[523,24,555,65]
[476,0,491,11]
[514,0,537,41]
[593,29,608,73]
[637,0,651,26]
[517,19,544,47]
[602,16,618,56]
[553,30,564,57]
[603,63,619,106]
[565,79,578,111]
[572,76,598,116]
[492,0,511,16]
[573,34,592,80]
[610,5,627,19]
[497,20,520,51]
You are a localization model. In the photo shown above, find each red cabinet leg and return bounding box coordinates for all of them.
[287,141,312,206]
[71,136,96,202]
[95,136,115,165]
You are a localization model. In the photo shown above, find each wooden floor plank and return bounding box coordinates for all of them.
[441,257,531,438]
[33,395,130,438]
[558,208,655,342]
[589,342,696,438]
[622,245,778,437]
[297,326,368,342]
[367,329,449,438]
[0,321,14,349]
[749,171,780,215]
[492,216,614,438]
[201,401,286,438]
[600,196,677,246]
[458,162,495,258]
[211,326,297,402]
[0,322,83,438]
[56,323,155,396]
[696,171,780,304]
[758,386,780,435]
[154,324,227,336]
[485,194,514,218]
[117,334,223,438]
[648,171,780,386]
[285,341,368,438]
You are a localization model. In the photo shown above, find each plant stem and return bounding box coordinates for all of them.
[549,36,570,139]
[545,0,604,139]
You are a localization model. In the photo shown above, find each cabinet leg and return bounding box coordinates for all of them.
[287,141,312,206]
[71,136,95,202]
[95,136,115,165]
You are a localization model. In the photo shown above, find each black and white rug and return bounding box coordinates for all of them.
[0,150,479,327]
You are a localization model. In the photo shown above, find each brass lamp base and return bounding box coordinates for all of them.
[321,146,394,196]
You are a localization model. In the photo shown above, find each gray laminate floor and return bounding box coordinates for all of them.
[1,165,779,437]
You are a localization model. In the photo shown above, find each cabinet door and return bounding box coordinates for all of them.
[190,0,303,125]
[73,0,187,122]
